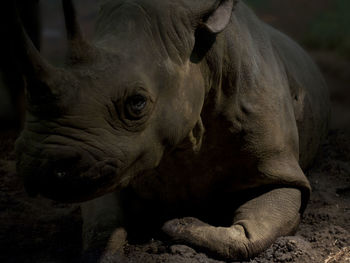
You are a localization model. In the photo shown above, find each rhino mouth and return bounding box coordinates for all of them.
[16,138,131,203]
[20,155,123,203]
[15,118,148,202]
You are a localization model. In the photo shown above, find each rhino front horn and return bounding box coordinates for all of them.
[9,0,58,95]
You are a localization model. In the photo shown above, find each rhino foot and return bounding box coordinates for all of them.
[163,188,302,261]
[163,217,250,260]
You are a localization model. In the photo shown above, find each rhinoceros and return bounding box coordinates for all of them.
[14,0,330,261]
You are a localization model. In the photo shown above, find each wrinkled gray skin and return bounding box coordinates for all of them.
[15,0,330,261]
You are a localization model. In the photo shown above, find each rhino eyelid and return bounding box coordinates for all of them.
[124,94,149,120]
[111,100,123,119]
[109,96,146,125]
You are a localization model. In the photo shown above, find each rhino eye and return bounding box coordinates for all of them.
[125,94,148,120]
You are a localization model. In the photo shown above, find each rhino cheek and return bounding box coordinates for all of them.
[17,124,168,202]
[125,129,165,174]
[157,64,205,147]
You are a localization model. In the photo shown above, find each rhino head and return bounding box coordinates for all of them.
[15,0,236,202]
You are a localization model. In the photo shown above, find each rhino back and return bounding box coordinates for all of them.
[267,25,330,169]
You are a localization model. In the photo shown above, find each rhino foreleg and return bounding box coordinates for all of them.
[81,192,126,262]
[162,188,301,260]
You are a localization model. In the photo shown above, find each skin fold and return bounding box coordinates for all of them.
[13,0,330,261]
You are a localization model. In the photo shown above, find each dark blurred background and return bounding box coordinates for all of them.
[247,0,350,57]
[246,0,350,130]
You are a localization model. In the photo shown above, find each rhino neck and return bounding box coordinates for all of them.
[199,1,280,116]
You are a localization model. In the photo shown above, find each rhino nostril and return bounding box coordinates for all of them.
[51,152,82,179]
[55,171,67,178]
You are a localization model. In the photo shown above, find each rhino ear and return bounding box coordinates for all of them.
[190,0,238,62]
[202,0,236,34]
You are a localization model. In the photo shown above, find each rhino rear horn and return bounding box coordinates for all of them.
[62,0,97,63]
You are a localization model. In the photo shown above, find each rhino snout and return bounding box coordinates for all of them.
[19,146,120,203]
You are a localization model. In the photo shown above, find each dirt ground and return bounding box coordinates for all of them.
[0,50,349,263]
